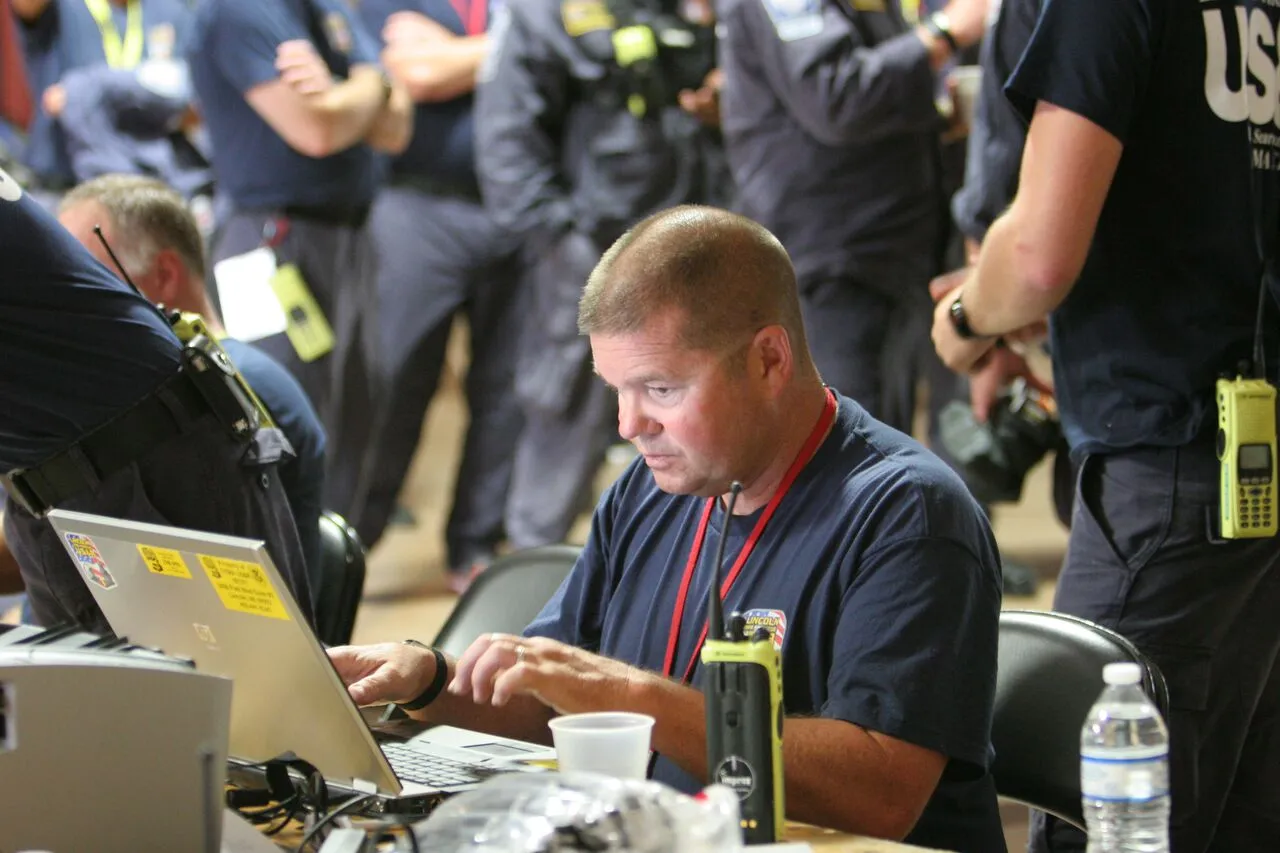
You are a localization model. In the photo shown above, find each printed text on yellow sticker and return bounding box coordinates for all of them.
[137,545,192,578]
[198,555,292,621]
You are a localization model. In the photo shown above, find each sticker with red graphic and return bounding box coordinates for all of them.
[64,533,116,590]
[741,609,787,651]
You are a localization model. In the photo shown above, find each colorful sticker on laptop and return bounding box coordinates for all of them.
[197,555,291,621]
[64,533,116,590]
[137,545,192,579]
[742,608,787,651]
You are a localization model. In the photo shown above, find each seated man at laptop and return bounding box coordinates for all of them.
[56,174,328,588]
[0,166,315,633]
[330,208,1005,850]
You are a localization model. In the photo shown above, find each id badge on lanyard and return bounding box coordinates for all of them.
[84,0,144,68]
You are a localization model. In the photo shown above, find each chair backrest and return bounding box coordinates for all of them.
[432,545,581,658]
[993,609,1169,830]
[313,510,367,647]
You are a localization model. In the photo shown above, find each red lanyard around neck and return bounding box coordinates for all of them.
[661,388,837,683]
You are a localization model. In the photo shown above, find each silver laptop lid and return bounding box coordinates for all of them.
[46,509,401,794]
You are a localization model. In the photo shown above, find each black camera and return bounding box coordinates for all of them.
[939,378,1063,505]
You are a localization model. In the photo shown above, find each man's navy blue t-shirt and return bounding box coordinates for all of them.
[186,0,382,210]
[0,170,181,472]
[356,0,477,190]
[527,394,1006,852]
[222,338,326,582]
[19,0,193,185]
[1006,0,1280,457]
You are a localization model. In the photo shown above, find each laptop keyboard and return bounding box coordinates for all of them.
[382,743,497,788]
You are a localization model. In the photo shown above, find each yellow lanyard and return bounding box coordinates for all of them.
[83,0,144,68]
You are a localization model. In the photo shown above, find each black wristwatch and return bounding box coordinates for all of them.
[924,11,959,54]
[948,294,990,340]
[398,639,448,711]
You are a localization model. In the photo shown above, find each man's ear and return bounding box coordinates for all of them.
[148,248,187,308]
[751,324,794,395]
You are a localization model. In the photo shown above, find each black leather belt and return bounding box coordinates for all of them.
[281,203,371,229]
[387,173,483,204]
[0,369,212,518]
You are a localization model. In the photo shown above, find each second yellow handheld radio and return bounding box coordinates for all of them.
[701,482,786,844]
[1217,374,1278,538]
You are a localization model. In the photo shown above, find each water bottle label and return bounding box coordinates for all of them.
[1081,754,1169,801]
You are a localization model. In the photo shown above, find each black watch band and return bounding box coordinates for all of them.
[948,294,989,340]
[398,640,449,712]
[925,12,959,54]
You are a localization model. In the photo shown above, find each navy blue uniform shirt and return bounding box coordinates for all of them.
[18,0,193,186]
[186,0,382,210]
[527,393,1006,852]
[356,0,478,190]
[221,338,326,580]
[718,0,944,289]
[0,169,181,472]
[1006,0,1280,456]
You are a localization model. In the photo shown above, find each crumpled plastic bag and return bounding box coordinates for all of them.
[412,772,743,853]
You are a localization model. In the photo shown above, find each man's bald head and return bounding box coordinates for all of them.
[578,206,814,371]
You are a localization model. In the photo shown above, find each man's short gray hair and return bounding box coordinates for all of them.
[60,174,205,280]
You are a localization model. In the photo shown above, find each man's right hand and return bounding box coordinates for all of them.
[941,0,988,48]
[42,84,66,118]
[969,345,1054,423]
[275,40,334,97]
[328,642,437,707]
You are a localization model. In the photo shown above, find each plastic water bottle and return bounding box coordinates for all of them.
[1080,662,1171,852]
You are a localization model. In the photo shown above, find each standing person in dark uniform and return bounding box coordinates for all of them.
[57,174,328,590]
[716,0,986,433]
[475,0,722,550]
[186,0,412,526]
[0,167,314,635]
[351,0,524,590]
[933,0,1280,848]
[11,0,192,201]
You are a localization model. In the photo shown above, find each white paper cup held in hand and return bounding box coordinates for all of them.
[548,712,655,780]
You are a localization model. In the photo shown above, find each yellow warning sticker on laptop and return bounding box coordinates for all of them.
[197,555,292,621]
[138,545,192,579]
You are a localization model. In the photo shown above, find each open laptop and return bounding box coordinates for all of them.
[47,509,552,814]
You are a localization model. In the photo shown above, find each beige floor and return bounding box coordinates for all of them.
[349,329,1067,852]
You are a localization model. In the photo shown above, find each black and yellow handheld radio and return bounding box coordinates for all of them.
[93,226,275,438]
[1217,374,1278,538]
[701,482,785,845]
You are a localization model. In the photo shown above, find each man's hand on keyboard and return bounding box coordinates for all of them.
[328,642,436,706]
[448,633,654,715]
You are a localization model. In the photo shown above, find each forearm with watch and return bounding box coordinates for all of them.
[912,0,992,68]
[396,640,555,745]
[363,68,414,153]
[950,211,1071,339]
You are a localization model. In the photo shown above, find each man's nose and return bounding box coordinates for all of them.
[618,396,658,441]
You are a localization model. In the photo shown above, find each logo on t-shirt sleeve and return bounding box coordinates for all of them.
[741,608,787,651]
[0,167,23,202]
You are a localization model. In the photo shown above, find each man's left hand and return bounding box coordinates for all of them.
[449,633,648,714]
[930,268,998,373]
[679,68,723,128]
